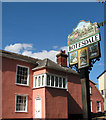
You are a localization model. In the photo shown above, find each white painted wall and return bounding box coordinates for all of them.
[98,71,106,111]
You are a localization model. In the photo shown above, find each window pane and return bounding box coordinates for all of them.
[59,77,62,87]
[38,76,41,86]
[35,77,37,87]
[47,75,50,86]
[90,100,92,112]
[42,75,44,86]
[16,95,27,112]
[16,66,28,85]
[101,90,104,95]
[89,86,92,94]
[55,77,58,87]
[51,76,54,86]
[17,75,21,83]
[97,101,100,111]
[63,78,66,88]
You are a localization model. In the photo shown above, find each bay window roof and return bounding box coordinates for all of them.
[32,58,79,75]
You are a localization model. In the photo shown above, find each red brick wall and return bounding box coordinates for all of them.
[2,57,35,119]
[46,68,83,115]
[90,81,104,113]
[45,87,68,119]
[2,56,104,119]
[0,56,2,119]
[68,73,83,115]
[45,68,68,119]
[57,56,67,67]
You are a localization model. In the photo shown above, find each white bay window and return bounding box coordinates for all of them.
[33,73,67,89]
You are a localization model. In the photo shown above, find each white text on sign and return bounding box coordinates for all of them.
[68,33,100,52]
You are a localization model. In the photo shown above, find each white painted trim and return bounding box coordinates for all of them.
[16,64,29,86]
[15,83,29,86]
[33,72,67,78]
[33,73,47,88]
[46,73,67,89]
[33,73,47,77]
[45,85,67,90]
[35,97,42,119]
[90,100,92,112]
[89,86,92,94]
[45,73,47,86]
[15,94,28,113]
[61,77,63,88]
[33,73,67,90]
[15,93,29,96]
[50,75,51,86]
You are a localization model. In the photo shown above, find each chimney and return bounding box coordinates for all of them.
[56,49,68,67]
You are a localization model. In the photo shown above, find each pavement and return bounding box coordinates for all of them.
[92,116,106,120]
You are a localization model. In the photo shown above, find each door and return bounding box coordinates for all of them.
[35,98,42,119]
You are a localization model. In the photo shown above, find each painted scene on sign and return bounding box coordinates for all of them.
[69,51,78,65]
[80,49,87,66]
[78,47,89,69]
[89,42,99,59]
[68,20,99,45]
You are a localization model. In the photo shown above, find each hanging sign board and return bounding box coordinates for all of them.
[67,20,101,69]
[69,51,78,65]
[78,47,89,69]
[68,33,100,52]
[88,42,100,59]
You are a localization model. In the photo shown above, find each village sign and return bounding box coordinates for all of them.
[67,20,101,69]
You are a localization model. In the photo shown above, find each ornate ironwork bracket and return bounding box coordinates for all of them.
[69,57,100,73]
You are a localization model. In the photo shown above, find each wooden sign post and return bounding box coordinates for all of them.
[80,67,91,120]
[67,20,101,120]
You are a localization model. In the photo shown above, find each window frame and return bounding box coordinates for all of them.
[89,86,92,95]
[51,75,54,87]
[46,73,67,89]
[15,94,28,112]
[33,73,46,88]
[101,90,104,95]
[97,101,101,112]
[33,73,67,89]
[47,74,50,86]
[90,100,93,112]
[16,64,29,86]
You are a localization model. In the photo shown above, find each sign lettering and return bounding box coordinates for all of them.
[68,34,100,52]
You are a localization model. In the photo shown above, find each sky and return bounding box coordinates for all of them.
[1,1,105,86]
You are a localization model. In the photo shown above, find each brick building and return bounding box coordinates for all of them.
[89,80,104,113]
[97,71,106,112]
[0,50,104,120]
